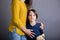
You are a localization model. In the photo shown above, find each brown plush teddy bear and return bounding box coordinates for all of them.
[36,34,45,40]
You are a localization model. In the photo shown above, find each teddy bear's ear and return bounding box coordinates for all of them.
[42,34,45,38]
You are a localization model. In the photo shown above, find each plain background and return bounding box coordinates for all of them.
[0,0,60,40]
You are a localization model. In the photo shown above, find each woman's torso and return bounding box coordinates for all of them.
[9,0,27,35]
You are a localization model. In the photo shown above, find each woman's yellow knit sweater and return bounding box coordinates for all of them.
[8,0,27,35]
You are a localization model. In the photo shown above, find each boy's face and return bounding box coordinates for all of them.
[28,11,36,22]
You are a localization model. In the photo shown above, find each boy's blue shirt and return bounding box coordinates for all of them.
[26,23,43,40]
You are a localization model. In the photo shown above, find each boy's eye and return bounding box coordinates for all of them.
[29,15,31,16]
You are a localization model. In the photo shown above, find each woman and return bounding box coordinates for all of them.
[8,0,34,40]
[26,9,45,40]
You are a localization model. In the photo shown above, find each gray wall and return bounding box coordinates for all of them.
[0,0,60,40]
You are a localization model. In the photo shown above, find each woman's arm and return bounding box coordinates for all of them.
[11,0,24,28]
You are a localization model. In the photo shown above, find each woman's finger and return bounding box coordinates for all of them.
[30,33,35,38]
[31,32,35,35]
[30,35,33,38]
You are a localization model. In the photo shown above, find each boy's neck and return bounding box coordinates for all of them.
[30,21,36,26]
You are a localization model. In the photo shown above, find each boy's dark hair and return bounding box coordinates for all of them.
[26,9,38,24]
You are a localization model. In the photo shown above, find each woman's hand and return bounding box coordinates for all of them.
[25,29,35,38]
[21,27,35,38]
